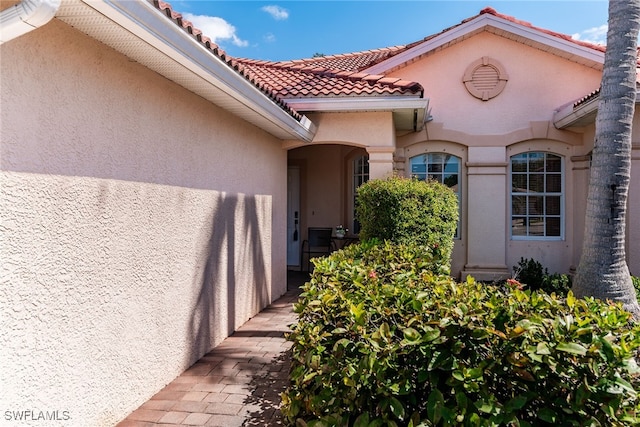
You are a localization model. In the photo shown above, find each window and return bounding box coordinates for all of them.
[510,152,563,239]
[352,155,369,234]
[410,153,461,238]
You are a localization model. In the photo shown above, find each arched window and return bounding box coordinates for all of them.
[510,152,564,239]
[410,153,461,238]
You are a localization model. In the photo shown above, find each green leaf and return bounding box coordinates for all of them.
[536,342,551,355]
[427,389,444,424]
[452,370,464,382]
[504,395,528,412]
[353,413,369,427]
[389,396,405,420]
[537,407,557,423]
[422,326,441,342]
[455,391,469,411]
[403,327,421,343]
[607,376,637,395]
[476,398,496,414]
[466,367,483,380]
[556,342,587,355]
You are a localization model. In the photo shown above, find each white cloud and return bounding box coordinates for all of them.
[572,24,608,45]
[182,13,248,47]
[261,5,289,21]
[263,33,276,43]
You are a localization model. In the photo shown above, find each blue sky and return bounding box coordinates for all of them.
[170,1,609,62]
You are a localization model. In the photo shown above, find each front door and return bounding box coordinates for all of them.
[287,166,301,267]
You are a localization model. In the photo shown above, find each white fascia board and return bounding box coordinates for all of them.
[285,97,428,113]
[81,0,316,142]
[553,90,640,129]
[365,14,605,75]
[553,97,599,129]
[0,0,61,44]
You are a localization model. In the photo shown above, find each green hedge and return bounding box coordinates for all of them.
[355,176,458,268]
[282,242,640,426]
[512,257,572,296]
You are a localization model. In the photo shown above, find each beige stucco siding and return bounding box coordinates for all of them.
[395,32,602,135]
[1,20,286,426]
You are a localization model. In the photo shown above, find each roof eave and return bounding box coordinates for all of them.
[553,90,640,129]
[69,0,315,142]
[285,97,430,131]
[364,13,605,75]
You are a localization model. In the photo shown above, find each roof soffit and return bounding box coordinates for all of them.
[364,12,605,75]
[55,0,316,141]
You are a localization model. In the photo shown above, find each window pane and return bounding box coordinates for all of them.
[428,163,443,173]
[546,217,561,236]
[546,155,561,172]
[512,174,527,192]
[513,196,526,215]
[529,217,544,236]
[444,156,459,173]
[529,174,544,193]
[411,163,426,174]
[528,196,544,215]
[512,217,527,235]
[512,154,528,172]
[546,174,561,192]
[529,153,545,172]
[429,153,444,164]
[444,174,458,188]
[546,196,561,215]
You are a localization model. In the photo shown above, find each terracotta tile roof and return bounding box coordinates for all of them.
[152,0,303,120]
[276,46,409,72]
[234,58,423,98]
[152,0,614,120]
[573,88,601,108]
[476,7,606,53]
[281,7,610,75]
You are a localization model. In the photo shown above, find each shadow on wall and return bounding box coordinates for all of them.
[187,192,271,367]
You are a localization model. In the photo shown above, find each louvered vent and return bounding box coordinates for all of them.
[471,65,499,91]
[463,57,508,101]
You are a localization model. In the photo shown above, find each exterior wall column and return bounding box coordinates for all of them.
[461,147,510,281]
[367,146,396,179]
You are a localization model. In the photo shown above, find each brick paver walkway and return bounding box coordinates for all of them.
[117,274,306,427]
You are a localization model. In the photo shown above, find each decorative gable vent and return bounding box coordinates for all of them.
[463,57,508,101]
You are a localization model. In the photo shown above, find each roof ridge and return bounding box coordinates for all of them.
[479,6,606,53]
[284,45,409,64]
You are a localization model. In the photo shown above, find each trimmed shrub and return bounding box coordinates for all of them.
[282,243,640,426]
[512,257,572,296]
[355,176,458,268]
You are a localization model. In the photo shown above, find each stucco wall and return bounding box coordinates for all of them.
[395,32,602,136]
[0,20,287,426]
[393,31,604,278]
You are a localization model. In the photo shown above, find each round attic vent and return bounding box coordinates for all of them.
[463,57,508,101]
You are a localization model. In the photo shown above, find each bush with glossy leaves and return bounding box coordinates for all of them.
[282,242,640,427]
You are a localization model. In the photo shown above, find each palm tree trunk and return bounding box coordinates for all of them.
[573,0,640,318]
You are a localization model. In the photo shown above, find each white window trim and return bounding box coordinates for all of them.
[509,152,565,241]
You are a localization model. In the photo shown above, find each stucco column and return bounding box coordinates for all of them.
[461,147,510,281]
[367,146,396,179]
